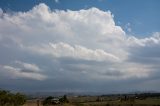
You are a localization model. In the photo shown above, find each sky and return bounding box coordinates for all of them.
[0,0,160,93]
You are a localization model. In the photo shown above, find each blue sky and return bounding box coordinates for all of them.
[0,0,160,93]
[0,0,160,36]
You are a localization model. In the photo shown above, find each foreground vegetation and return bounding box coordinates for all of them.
[0,89,26,106]
[70,97,160,106]
[24,98,160,106]
[24,93,160,106]
[1,89,160,106]
[43,95,69,106]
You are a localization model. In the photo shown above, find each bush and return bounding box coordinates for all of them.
[59,95,69,103]
[43,95,69,106]
[42,96,54,105]
[0,89,26,106]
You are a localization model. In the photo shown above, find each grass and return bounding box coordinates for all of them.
[23,97,160,106]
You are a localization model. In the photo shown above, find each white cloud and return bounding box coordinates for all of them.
[50,42,120,61]
[0,3,160,83]
[15,61,41,72]
[0,4,125,48]
[55,0,59,3]
[26,42,120,62]
[125,23,132,32]
[127,32,160,47]
[0,61,47,80]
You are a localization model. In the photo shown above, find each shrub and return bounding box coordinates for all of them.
[0,90,26,106]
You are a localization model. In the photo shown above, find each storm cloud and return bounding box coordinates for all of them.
[0,3,160,92]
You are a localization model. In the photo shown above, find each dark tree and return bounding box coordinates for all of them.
[42,96,54,105]
[0,89,26,106]
[59,95,69,103]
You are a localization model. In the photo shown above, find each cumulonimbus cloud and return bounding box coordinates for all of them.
[0,3,160,82]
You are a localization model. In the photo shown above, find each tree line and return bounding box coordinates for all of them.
[0,89,26,106]
[43,95,69,106]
